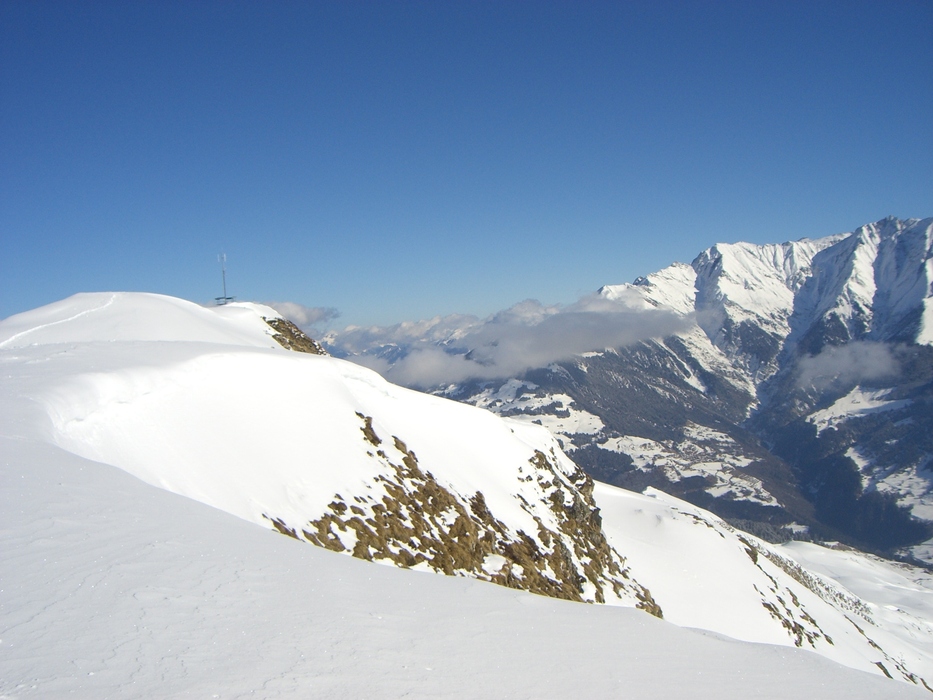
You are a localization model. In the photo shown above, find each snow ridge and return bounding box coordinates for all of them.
[5,291,933,689]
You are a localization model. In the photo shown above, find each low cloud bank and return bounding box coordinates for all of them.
[333,312,485,355]
[795,341,901,390]
[265,302,340,331]
[341,296,690,389]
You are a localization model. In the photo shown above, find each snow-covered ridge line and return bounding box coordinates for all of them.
[0,292,288,349]
[9,293,660,609]
[0,292,118,348]
[3,291,933,688]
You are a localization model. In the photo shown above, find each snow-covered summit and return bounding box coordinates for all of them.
[790,217,933,350]
[2,292,653,608]
[600,261,698,316]
[598,217,933,381]
[0,292,288,349]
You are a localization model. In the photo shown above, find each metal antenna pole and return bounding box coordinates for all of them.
[215,253,235,305]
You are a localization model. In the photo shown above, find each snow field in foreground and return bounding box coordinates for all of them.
[1,438,925,700]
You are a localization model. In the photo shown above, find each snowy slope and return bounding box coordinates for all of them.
[0,292,282,349]
[691,237,837,379]
[597,486,933,685]
[3,292,933,692]
[4,438,927,699]
[1,293,650,608]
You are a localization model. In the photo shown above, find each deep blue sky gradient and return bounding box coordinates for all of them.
[2,1,931,326]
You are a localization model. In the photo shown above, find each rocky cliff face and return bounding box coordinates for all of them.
[264,412,660,611]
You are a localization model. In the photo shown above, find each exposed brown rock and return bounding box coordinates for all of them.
[263,317,328,355]
[356,412,381,446]
[264,413,662,617]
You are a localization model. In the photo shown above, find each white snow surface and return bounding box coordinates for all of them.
[599,427,779,506]
[780,542,933,625]
[0,292,284,350]
[3,292,933,697]
[599,261,699,316]
[809,387,912,434]
[466,380,605,444]
[4,438,925,699]
[692,237,839,347]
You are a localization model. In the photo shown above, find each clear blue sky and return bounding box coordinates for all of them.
[2,1,931,327]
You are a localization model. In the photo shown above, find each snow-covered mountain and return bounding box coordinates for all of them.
[3,291,933,695]
[326,217,933,562]
[1,293,654,608]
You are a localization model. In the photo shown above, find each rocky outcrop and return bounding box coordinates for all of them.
[265,413,661,614]
[264,317,328,355]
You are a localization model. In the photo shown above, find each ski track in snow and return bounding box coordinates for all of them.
[0,293,116,348]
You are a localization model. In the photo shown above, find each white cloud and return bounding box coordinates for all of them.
[331,313,483,355]
[333,297,691,389]
[795,341,901,390]
[265,302,340,330]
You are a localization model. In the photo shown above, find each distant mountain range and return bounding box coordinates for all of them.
[326,216,933,563]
